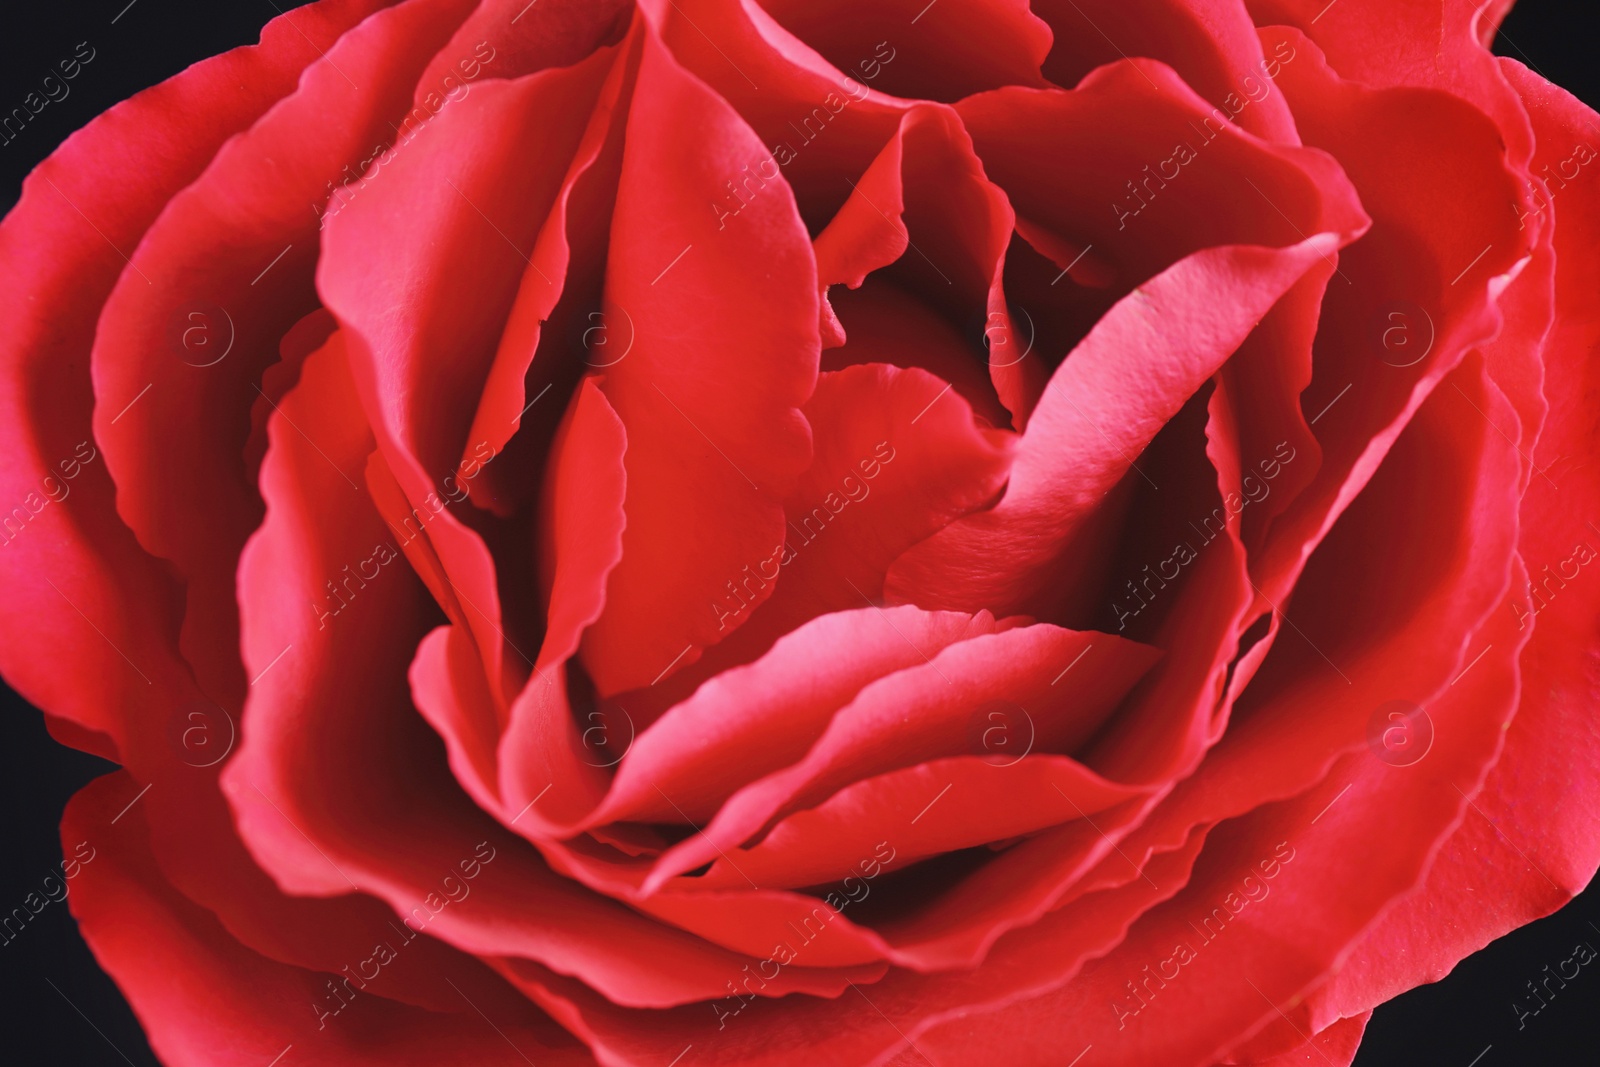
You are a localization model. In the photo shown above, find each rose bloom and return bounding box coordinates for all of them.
[3,0,1597,1063]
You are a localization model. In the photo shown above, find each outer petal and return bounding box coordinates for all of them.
[0,0,389,752]
[1248,0,1535,168]
[482,833,1208,1066]
[916,573,1518,1066]
[0,0,509,1021]
[1305,60,1600,1031]
[1220,1011,1370,1066]
[66,773,593,1067]
[1244,26,1533,604]
[90,0,476,704]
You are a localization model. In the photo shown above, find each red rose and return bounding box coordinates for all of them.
[3,0,1597,1064]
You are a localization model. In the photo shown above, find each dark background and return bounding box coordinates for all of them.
[1,2,1595,1064]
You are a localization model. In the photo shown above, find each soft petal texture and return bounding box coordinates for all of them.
[318,40,622,703]
[0,0,522,1016]
[91,0,476,705]
[580,21,820,694]
[697,754,1142,890]
[628,362,1015,718]
[66,773,593,1067]
[494,377,630,824]
[1303,58,1600,1031]
[596,606,1012,826]
[226,324,882,1009]
[420,0,632,91]
[884,236,1354,621]
[646,623,1160,888]
[811,106,1029,421]
[651,0,908,232]
[755,0,1052,102]
[1032,0,1298,140]
[490,831,1208,1065]
[1246,28,1532,604]
[1250,0,1535,167]
[0,0,388,754]
[1222,1011,1370,1066]
[5,1,1599,1064]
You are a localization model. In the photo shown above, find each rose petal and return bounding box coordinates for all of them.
[0,0,386,754]
[419,0,632,91]
[646,622,1159,889]
[884,236,1352,622]
[1253,0,1535,168]
[1247,28,1531,607]
[651,0,907,231]
[957,62,1366,308]
[0,0,517,1016]
[755,0,1052,101]
[90,0,477,704]
[594,606,1008,828]
[319,45,620,705]
[624,363,1015,721]
[227,335,871,1007]
[1304,60,1600,1032]
[578,21,820,693]
[810,105,1035,422]
[695,754,1142,890]
[915,555,1519,1063]
[65,773,593,1067]
[485,832,1206,1065]
[1032,0,1299,140]
[457,20,638,518]
[1220,1010,1369,1067]
[496,377,629,822]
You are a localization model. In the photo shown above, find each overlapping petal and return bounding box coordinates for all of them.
[3,2,1599,1066]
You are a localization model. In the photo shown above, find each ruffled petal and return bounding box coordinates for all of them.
[1033,0,1299,141]
[91,0,477,704]
[0,0,388,753]
[1304,59,1600,1032]
[646,622,1159,889]
[884,237,1353,621]
[66,773,594,1067]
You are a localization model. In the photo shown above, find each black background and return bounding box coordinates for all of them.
[1,2,1596,1064]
